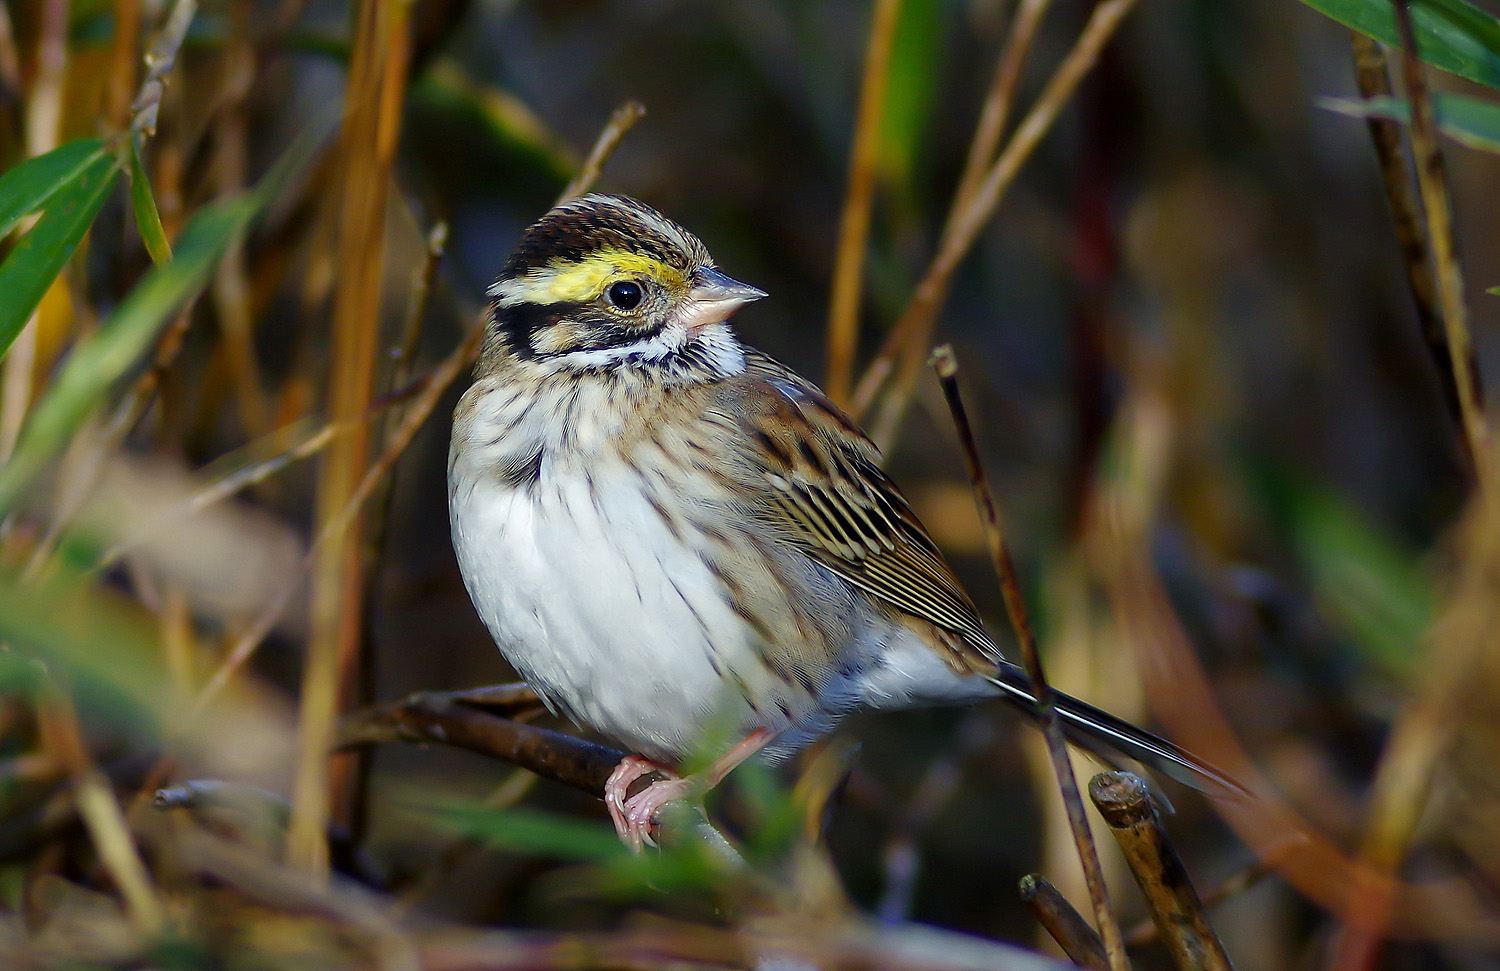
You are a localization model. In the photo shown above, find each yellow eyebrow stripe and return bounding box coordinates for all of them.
[507,248,688,304]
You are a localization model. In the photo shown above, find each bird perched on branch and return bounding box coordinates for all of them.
[449,193,1238,849]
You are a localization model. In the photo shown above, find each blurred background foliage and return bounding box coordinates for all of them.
[1,0,1499,969]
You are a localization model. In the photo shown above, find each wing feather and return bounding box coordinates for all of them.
[722,352,1001,665]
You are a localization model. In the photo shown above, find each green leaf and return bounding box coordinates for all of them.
[0,118,332,515]
[0,567,170,734]
[0,195,256,514]
[1283,483,1434,679]
[879,0,942,190]
[1320,92,1500,153]
[127,134,172,265]
[0,137,108,238]
[419,803,626,862]
[1488,284,1500,294]
[0,151,120,359]
[1296,0,1500,92]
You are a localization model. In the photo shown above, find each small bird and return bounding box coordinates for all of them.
[449,193,1238,849]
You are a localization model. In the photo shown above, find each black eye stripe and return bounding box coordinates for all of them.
[491,299,582,359]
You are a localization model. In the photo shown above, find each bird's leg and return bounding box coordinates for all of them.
[604,754,670,837]
[607,729,774,852]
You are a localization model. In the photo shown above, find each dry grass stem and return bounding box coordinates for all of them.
[1348,32,1458,428]
[1386,1,1487,486]
[1089,772,1233,971]
[290,0,414,874]
[824,0,903,408]
[189,321,483,729]
[0,4,20,94]
[209,5,270,437]
[855,0,1138,436]
[1019,873,1109,970]
[929,345,1128,971]
[950,0,1052,215]
[39,682,166,935]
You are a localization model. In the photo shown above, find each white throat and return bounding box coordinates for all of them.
[543,321,747,378]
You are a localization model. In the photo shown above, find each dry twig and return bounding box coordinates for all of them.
[853,0,1137,438]
[1090,772,1232,971]
[1348,32,1459,430]
[338,688,622,797]
[930,345,1127,971]
[1019,873,1109,970]
[1384,3,1486,482]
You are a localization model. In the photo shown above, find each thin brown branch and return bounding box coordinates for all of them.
[1387,2,1486,485]
[929,346,1127,971]
[1090,772,1232,971]
[824,0,904,408]
[1348,32,1460,432]
[337,689,623,798]
[1092,394,1500,942]
[852,0,1137,431]
[1019,874,1109,970]
[951,0,1052,215]
[557,100,646,204]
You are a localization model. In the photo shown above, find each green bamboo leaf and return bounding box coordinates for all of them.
[1284,483,1433,679]
[0,152,120,359]
[127,134,172,265]
[0,118,332,515]
[0,137,107,238]
[879,0,942,190]
[0,195,257,515]
[1295,0,1500,92]
[1320,92,1500,153]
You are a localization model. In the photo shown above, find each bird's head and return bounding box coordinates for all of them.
[484,194,765,378]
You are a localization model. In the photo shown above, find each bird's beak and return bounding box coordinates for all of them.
[679,267,767,335]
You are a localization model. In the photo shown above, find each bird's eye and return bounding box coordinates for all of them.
[606,280,643,311]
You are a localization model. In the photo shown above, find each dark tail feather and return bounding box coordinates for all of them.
[987,662,1248,800]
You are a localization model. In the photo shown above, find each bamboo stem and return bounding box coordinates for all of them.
[824,0,904,408]
[1090,772,1233,971]
[289,0,413,874]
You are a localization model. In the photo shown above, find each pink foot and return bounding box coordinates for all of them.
[604,755,674,848]
[602,732,776,852]
[619,776,697,851]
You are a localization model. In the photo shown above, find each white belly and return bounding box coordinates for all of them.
[449,453,771,762]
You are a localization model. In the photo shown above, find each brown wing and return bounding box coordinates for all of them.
[713,350,1002,668]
